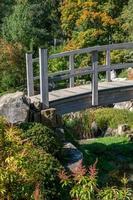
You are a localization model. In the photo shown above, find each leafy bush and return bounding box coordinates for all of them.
[64,108,133,139]
[59,161,133,200]
[0,118,62,199]
[93,108,133,129]
[20,122,62,157]
[0,39,26,92]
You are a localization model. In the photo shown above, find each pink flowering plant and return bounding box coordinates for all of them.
[59,160,133,200]
[59,159,98,200]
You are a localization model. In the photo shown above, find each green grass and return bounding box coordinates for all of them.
[79,136,133,187]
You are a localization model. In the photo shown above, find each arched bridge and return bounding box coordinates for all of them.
[26,42,133,114]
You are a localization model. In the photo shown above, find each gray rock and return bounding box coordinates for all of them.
[104,127,114,137]
[55,128,65,142]
[63,142,83,172]
[117,124,130,136]
[114,101,133,111]
[127,134,133,142]
[91,121,98,137]
[0,92,29,124]
[41,108,61,128]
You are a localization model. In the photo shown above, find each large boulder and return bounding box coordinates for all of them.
[0,92,29,124]
[62,142,83,172]
[114,101,133,111]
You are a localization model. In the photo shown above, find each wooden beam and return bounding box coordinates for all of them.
[26,53,34,97]
[39,48,49,108]
[69,55,74,87]
[106,49,111,81]
[49,42,133,59]
[92,51,98,106]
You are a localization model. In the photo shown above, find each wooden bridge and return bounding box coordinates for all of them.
[26,42,133,114]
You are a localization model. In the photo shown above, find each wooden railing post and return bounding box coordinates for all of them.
[69,55,74,87]
[92,51,98,106]
[106,49,111,81]
[39,48,49,109]
[26,53,34,97]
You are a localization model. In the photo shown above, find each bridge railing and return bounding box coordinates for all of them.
[26,42,133,109]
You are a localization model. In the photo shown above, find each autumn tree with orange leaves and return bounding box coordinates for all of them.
[60,0,127,50]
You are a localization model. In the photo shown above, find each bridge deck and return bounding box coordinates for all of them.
[30,80,133,114]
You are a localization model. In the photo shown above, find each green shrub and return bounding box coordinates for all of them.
[59,161,133,200]
[20,122,62,156]
[94,108,133,129]
[0,120,62,200]
[64,108,133,139]
[0,39,26,92]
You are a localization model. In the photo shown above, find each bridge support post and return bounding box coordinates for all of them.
[26,53,34,97]
[92,51,98,106]
[106,49,111,81]
[69,55,74,87]
[39,48,49,109]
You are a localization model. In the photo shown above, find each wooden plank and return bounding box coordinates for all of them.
[34,70,70,81]
[49,42,133,59]
[30,78,133,115]
[48,80,133,102]
[69,55,74,87]
[39,48,49,108]
[106,49,111,81]
[49,70,69,77]
[26,53,34,97]
[50,67,93,81]
[49,85,133,114]
[110,63,133,70]
[92,51,98,106]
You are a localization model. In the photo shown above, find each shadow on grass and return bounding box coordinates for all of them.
[79,139,133,187]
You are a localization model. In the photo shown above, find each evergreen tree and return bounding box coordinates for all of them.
[0,0,15,32]
[2,0,61,50]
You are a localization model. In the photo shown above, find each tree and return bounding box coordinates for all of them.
[0,0,15,31]
[2,0,61,50]
[121,0,133,41]
[60,0,128,50]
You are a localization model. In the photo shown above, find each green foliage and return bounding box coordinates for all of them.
[2,0,61,50]
[93,108,133,129]
[0,39,26,93]
[0,0,131,93]
[59,160,133,200]
[79,136,133,188]
[20,122,62,156]
[59,161,98,200]
[60,0,126,50]
[0,0,15,32]
[64,108,133,139]
[121,0,133,41]
[0,118,62,199]
[98,185,132,200]
[48,46,67,73]
[64,111,94,139]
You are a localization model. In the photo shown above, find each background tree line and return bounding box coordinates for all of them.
[0,0,133,93]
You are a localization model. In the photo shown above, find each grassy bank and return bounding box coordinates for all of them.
[79,136,133,188]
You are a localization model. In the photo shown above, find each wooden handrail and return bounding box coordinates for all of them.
[26,42,133,108]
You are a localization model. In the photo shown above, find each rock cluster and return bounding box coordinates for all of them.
[0,92,62,128]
